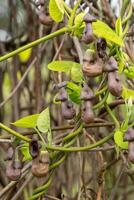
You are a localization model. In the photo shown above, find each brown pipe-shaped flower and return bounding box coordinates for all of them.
[124,128,134,142]
[81,84,94,123]
[29,139,40,159]
[108,70,122,97]
[104,57,118,72]
[31,151,49,177]
[61,101,76,120]
[6,148,22,181]
[82,51,103,77]
[81,101,94,123]
[97,38,107,58]
[82,13,96,44]
[6,160,21,181]
[124,128,134,163]
[128,142,134,163]
[58,88,76,120]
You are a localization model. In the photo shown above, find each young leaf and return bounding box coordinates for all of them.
[49,0,64,22]
[124,66,134,78]
[92,20,123,46]
[114,130,128,149]
[115,17,122,37]
[20,144,32,161]
[37,107,50,133]
[70,65,83,83]
[11,114,39,128]
[122,86,134,100]
[67,82,81,104]
[48,60,80,73]
[73,12,85,37]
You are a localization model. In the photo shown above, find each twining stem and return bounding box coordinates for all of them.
[34,127,46,146]
[95,85,108,96]
[0,27,69,62]
[0,123,31,142]
[32,176,53,195]
[49,154,66,170]
[105,103,120,128]
[46,132,113,152]
[93,90,109,110]
[63,123,83,142]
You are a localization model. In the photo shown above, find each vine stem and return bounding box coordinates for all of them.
[0,27,69,62]
[0,123,31,142]
[104,103,120,128]
[46,132,113,152]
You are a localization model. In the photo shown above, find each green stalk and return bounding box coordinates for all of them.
[122,3,132,25]
[0,123,31,142]
[46,132,113,152]
[32,176,52,196]
[63,123,83,142]
[93,90,109,110]
[95,85,108,96]
[68,0,82,26]
[121,0,129,18]
[105,103,120,128]
[62,1,72,14]
[49,154,66,170]
[0,27,69,62]
[34,127,46,146]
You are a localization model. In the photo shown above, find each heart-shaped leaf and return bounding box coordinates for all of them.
[92,20,123,46]
[11,114,39,128]
[37,107,50,133]
[49,0,64,22]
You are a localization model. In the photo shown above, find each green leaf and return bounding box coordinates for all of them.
[20,144,32,161]
[70,65,83,83]
[115,17,122,37]
[124,66,134,78]
[48,60,80,73]
[67,82,81,104]
[49,0,64,22]
[73,12,85,37]
[114,130,128,149]
[92,20,123,46]
[37,107,50,133]
[11,114,39,128]
[122,86,134,100]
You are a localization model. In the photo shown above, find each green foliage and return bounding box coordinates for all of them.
[20,143,32,161]
[114,130,128,149]
[11,114,39,128]
[115,17,122,37]
[92,20,123,46]
[67,82,81,104]
[122,86,134,100]
[73,12,85,37]
[48,60,80,73]
[48,60,82,83]
[70,65,83,83]
[37,107,51,133]
[49,0,64,22]
[124,66,134,78]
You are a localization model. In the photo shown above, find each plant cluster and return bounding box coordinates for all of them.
[0,0,134,199]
